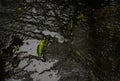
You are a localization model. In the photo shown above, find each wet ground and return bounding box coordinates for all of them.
[0,0,90,81]
[0,0,120,81]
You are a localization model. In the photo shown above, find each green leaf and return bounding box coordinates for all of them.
[12,45,20,52]
[44,35,50,49]
[37,35,50,58]
[37,40,44,58]
[67,20,73,31]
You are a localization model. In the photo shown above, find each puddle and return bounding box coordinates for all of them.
[29,59,60,81]
[42,30,67,43]
[4,38,61,81]
[5,58,60,81]
[17,39,39,56]
[34,29,68,43]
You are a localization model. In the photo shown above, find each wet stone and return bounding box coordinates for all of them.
[0,0,120,81]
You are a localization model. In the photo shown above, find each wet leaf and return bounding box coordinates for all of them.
[44,35,50,50]
[77,13,84,19]
[17,7,22,11]
[71,49,81,57]
[37,40,44,58]
[67,19,73,31]
[12,45,20,52]
[77,13,85,20]
[37,35,50,58]
[69,48,81,62]
[90,70,97,81]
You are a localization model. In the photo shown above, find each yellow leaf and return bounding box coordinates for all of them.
[77,13,84,20]
[18,7,22,11]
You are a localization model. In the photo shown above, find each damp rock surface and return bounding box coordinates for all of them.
[0,0,120,81]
